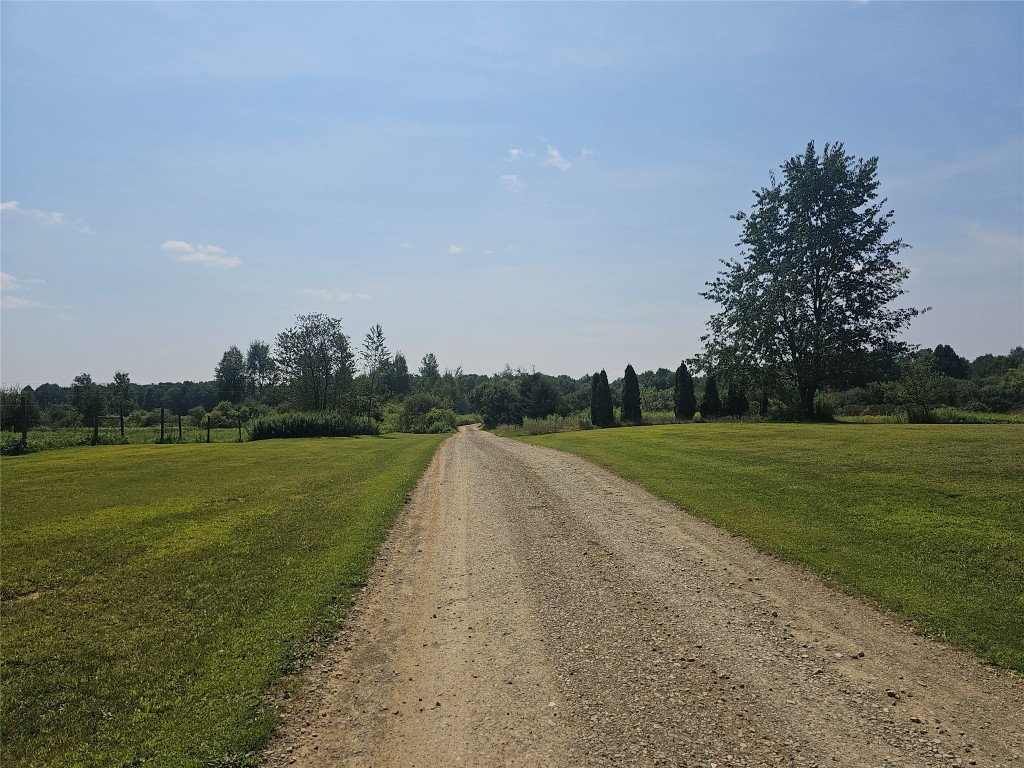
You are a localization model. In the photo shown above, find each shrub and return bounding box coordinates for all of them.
[422,408,457,434]
[247,411,377,440]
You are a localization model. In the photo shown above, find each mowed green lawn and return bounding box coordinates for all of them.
[524,423,1024,671]
[1,434,446,768]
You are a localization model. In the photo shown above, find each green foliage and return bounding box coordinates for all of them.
[274,314,354,411]
[724,383,750,418]
[700,375,722,418]
[382,351,412,397]
[455,413,480,427]
[591,370,615,427]
[247,411,377,440]
[894,357,952,423]
[524,423,1024,671]
[245,340,278,398]
[0,435,444,767]
[215,346,247,403]
[520,372,560,420]
[421,407,457,434]
[417,352,440,393]
[701,141,922,418]
[621,365,642,424]
[111,371,134,416]
[396,393,441,432]
[931,344,971,379]
[470,378,524,428]
[673,362,697,420]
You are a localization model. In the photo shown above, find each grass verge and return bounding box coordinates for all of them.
[0,434,446,767]
[522,423,1024,671]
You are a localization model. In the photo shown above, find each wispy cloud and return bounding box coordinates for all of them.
[544,144,592,171]
[0,271,48,310]
[398,241,415,250]
[499,174,524,191]
[448,245,464,255]
[506,148,524,161]
[1,200,65,225]
[294,288,369,302]
[161,240,241,268]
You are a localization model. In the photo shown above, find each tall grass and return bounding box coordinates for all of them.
[246,411,377,440]
[0,426,244,455]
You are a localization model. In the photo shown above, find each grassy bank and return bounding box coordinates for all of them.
[0,434,446,767]
[523,423,1024,671]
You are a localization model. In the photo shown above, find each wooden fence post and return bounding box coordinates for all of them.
[178,414,183,441]
[207,415,211,444]
[20,395,28,447]
[237,418,242,443]
[160,407,165,444]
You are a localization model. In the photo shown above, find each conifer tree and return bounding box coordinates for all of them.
[724,383,750,418]
[590,372,601,425]
[597,369,615,427]
[673,361,697,420]
[621,364,642,423]
[701,375,722,418]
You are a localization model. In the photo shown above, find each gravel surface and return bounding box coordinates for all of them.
[263,426,1023,767]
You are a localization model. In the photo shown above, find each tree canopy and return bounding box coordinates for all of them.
[274,314,354,411]
[700,141,924,419]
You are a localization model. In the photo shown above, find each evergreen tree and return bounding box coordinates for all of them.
[621,364,642,423]
[701,375,722,418]
[590,373,601,425]
[673,361,697,420]
[724,383,750,417]
[597,369,615,427]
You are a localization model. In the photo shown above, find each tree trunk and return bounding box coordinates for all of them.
[798,381,818,421]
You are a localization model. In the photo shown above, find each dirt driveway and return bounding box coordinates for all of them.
[264,426,1022,767]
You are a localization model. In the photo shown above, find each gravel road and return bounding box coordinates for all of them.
[264,426,1022,768]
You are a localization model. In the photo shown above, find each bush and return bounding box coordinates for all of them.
[455,413,481,426]
[247,411,377,440]
[422,408,457,434]
[813,392,837,422]
[42,404,83,430]
[395,393,454,433]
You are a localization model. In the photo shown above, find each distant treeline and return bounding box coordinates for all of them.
[2,336,1022,436]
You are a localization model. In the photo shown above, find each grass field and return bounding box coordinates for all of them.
[523,423,1024,671]
[0,434,446,768]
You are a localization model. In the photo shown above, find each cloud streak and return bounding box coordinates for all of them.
[545,144,592,171]
[161,240,241,268]
[500,174,524,191]
[1,200,64,225]
[0,271,48,310]
[294,288,369,302]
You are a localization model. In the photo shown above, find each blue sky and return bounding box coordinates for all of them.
[2,1,1021,387]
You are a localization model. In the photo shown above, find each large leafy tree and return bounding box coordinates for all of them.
[214,346,247,403]
[701,141,924,419]
[274,314,354,411]
[621,364,642,424]
[245,340,278,398]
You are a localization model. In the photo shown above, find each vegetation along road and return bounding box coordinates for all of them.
[267,426,1022,767]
